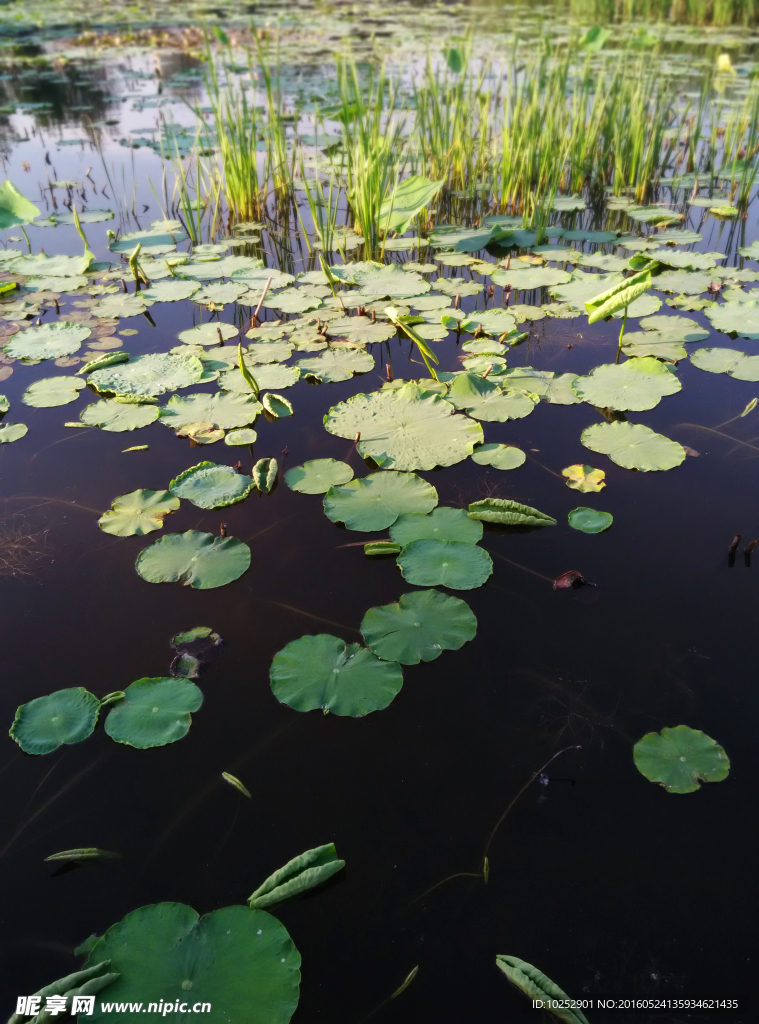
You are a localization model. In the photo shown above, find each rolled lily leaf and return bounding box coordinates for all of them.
[248,843,345,909]
[252,457,278,493]
[585,270,651,323]
[468,498,556,526]
[8,962,118,1024]
[496,955,589,1024]
[78,352,129,376]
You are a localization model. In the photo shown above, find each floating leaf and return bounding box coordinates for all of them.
[491,267,571,290]
[247,342,293,364]
[224,427,258,445]
[89,353,205,398]
[298,348,374,382]
[81,400,160,432]
[562,464,606,492]
[270,634,403,716]
[705,299,759,339]
[104,677,202,749]
[324,384,483,471]
[551,271,623,311]
[177,322,238,346]
[397,539,493,590]
[248,844,345,909]
[21,376,86,408]
[285,459,354,494]
[160,392,261,430]
[136,530,251,589]
[99,489,180,537]
[110,224,188,254]
[0,422,28,443]
[169,462,253,509]
[648,248,716,271]
[581,420,685,471]
[262,393,293,418]
[571,357,681,411]
[360,589,477,665]
[221,363,300,391]
[390,507,483,546]
[141,280,200,303]
[496,955,589,1024]
[10,687,100,755]
[690,347,759,381]
[4,321,91,360]
[633,725,730,794]
[471,443,526,470]
[44,848,118,863]
[324,471,437,532]
[467,498,556,526]
[9,252,93,276]
[568,507,613,534]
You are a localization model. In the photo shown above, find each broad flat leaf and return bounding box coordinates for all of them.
[221,364,300,391]
[5,321,91,360]
[248,845,345,909]
[9,252,93,276]
[491,267,571,290]
[0,422,27,443]
[0,179,40,228]
[160,392,261,430]
[178,322,238,346]
[285,459,354,494]
[169,462,254,509]
[298,348,374,382]
[705,300,759,338]
[88,903,299,1024]
[99,489,180,536]
[141,281,200,302]
[562,464,606,492]
[110,224,188,254]
[326,317,396,344]
[225,427,258,445]
[571,357,681,411]
[611,293,662,319]
[434,278,483,297]
[428,224,495,252]
[194,283,248,305]
[231,267,294,290]
[90,353,205,397]
[653,270,712,294]
[457,309,516,336]
[445,373,499,410]
[246,342,293,363]
[690,347,759,381]
[380,175,444,234]
[464,389,536,422]
[551,271,623,310]
[263,290,323,314]
[104,677,202,748]
[648,249,716,271]
[81,400,160,432]
[637,314,708,341]
[471,443,525,470]
[89,294,152,319]
[270,634,403,716]
[568,507,613,533]
[324,471,437,532]
[577,252,629,272]
[10,688,100,755]
[633,725,730,794]
[501,368,582,405]
[179,255,265,281]
[468,498,556,526]
[324,383,483,472]
[620,332,688,361]
[361,589,476,665]
[22,376,86,407]
[496,955,589,1024]
[550,194,586,211]
[627,206,682,225]
[352,265,431,300]
[390,507,483,546]
[136,530,251,589]
[397,539,493,590]
[581,420,685,471]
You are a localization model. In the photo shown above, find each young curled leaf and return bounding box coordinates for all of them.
[77,351,129,376]
[467,498,556,526]
[496,955,589,1024]
[248,843,345,909]
[222,771,252,799]
[585,270,651,323]
[44,848,119,863]
[364,541,403,556]
[252,457,278,493]
[262,392,293,419]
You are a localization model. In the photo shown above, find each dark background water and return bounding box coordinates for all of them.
[1,58,759,1024]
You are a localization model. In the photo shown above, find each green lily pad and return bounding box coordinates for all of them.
[653,270,712,294]
[136,530,251,589]
[9,252,93,276]
[468,498,556,526]
[194,283,248,305]
[324,471,437,532]
[298,348,374,382]
[360,589,477,665]
[577,252,630,272]
[633,725,730,794]
[90,294,152,319]
[551,272,623,311]
[246,342,293,364]
[571,357,681,411]
[4,321,91,360]
[434,278,483,298]
[326,317,396,344]
[705,300,759,338]
[270,634,403,716]
[221,364,300,392]
[99,489,180,537]
[429,224,495,252]
[21,376,86,407]
[648,249,716,271]
[10,687,100,755]
[397,539,493,590]
[324,383,483,472]
[80,400,160,432]
[141,280,200,302]
[90,353,205,398]
[169,462,254,509]
[0,422,27,443]
[637,314,708,341]
[87,903,299,1024]
[568,507,613,533]
[110,224,188,255]
[627,206,682,225]
[224,428,258,445]
[466,388,537,422]
[491,266,571,290]
[390,507,483,546]
[471,443,526,470]
[457,309,517,336]
[620,333,688,361]
[690,347,759,381]
[178,322,239,346]
[501,368,582,405]
[581,420,685,471]
[104,677,202,748]
[285,459,354,494]
[160,392,261,430]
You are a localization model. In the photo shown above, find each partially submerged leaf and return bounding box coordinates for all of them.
[160,392,261,430]
[99,489,180,537]
[324,471,437,532]
[136,531,251,589]
[10,687,100,755]
[285,459,354,494]
[633,725,730,794]
[467,498,556,526]
[104,678,202,749]
[169,462,254,509]
[361,589,477,665]
[248,844,345,908]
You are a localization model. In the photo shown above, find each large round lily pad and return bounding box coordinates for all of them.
[571,357,681,411]
[568,507,613,534]
[104,677,203,749]
[0,422,28,443]
[285,459,354,494]
[705,299,759,339]
[87,902,300,1024]
[324,383,483,472]
[471,443,526,470]
[136,531,251,589]
[390,507,483,545]
[690,347,759,381]
[323,471,437,532]
[10,687,100,755]
[633,725,730,794]
[22,376,86,408]
[360,589,477,665]
[397,540,493,590]
[80,400,160,432]
[169,462,254,509]
[297,349,374,383]
[270,635,403,716]
[89,353,205,397]
[4,321,91,360]
[178,322,238,346]
[160,392,261,430]
[581,421,685,471]
[98,489,180,537]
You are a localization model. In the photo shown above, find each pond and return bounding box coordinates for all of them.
[1,1,758,1021]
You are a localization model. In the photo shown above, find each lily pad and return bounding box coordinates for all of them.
[324,471,437,532]
[491,266,571,290]
[360,589,477,665]
[9,252,93,277]
[326,317,396,344]
[87,903,300,1024]
[221,364,300,392]
[98,489,180,537]
[0,422,27,443]
[90,353,205,397]
[551,272,622,311]
[136,530,251,589]
[80,400,160,432]
[224,428,258,445]
[170,462,254,509]
[653,270,712,295]
[285,459,354,494]
[324,383,483,472]
[633,725,730,794]
[141,281,201,303]
[110,224,188,255]
[468,498,556,526]
[471,443,526,470]
[4,321,91,360]
[160,392,261,430]
[270,634,403,716]
[298,348,374,382]
[104,677,202,749]
[193,283,248,306]
[178,322,238,346]
[390,507,483,546]
[89,294,152,319]
[705,300,759,339]
[246,342,293,364]
[571,357,681,411]
[263,291,323,315]
[22,376,86,407]
[568,507,613,533]
[397,539,493,590]
[690,347,759,381]
[562,464,606,492]
[10,687,100,755]
[581,420,685,471]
